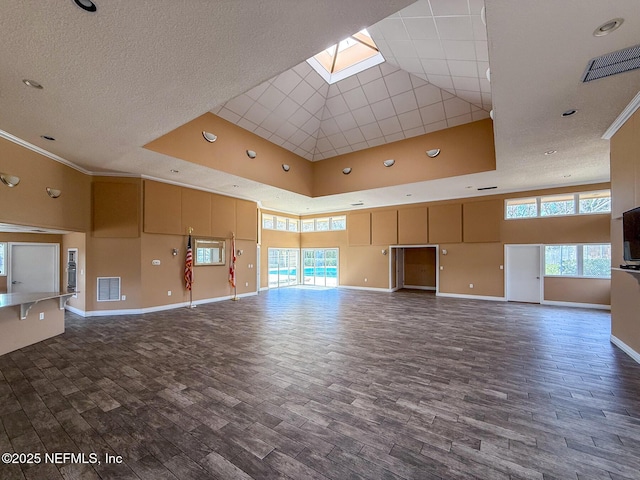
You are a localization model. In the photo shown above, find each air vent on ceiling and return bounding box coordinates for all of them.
[350,202,364,206]
[477,186,497,191]
[582,43,640,82]
[97,277,121,302]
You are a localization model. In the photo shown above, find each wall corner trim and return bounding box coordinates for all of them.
[610,334,640,365]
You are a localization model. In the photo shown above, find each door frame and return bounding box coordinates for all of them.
[389,245,439,293]
[8,242,60,293]
[504,244,543,303]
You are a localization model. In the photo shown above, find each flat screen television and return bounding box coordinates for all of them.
[623,206,640,263]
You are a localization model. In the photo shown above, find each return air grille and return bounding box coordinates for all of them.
[97,277,120,302]
[582,44,640,82]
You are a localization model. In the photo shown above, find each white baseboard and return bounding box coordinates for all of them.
[339,285,394,293]
[610,334,640,364]
[66,292,258,317]
[437,292,506,302]
[542,300,611,310]
[403,285,436,291]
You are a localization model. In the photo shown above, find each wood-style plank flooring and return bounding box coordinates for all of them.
[1,288,640,479]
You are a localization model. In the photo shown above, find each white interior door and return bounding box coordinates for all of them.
[9,243,59,293]
[506,245,541,303]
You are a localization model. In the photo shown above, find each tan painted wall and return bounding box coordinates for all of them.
[0,138,91,231]
[404,247,437,288]
[0,298,65,356]
[293,184,610,297]
[610,107,640,355]
[313,119,495,196]
[544,277,610,305]
[145,113,314,196]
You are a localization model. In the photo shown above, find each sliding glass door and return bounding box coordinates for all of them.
[302,248,339,287]
[267,248,299,288]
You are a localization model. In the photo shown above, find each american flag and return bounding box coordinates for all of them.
[184,234,193,290]
[229,235,236,288]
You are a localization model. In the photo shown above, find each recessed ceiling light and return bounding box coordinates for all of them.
[544,150,557,156]
[73,0,97,12]
[282,164,290,172]
[406,193,412,197]
[246,150,257,159]
[489,109,494,120]
[40,135,55,141]
[22,79,43,89]
[593,18,623,36]
[202,131,217,143]
[426,149,440,158]
[383,159,395,167]
[170,169,179,173]
[232,184,239,188]
[562,109,577,117]
[342,167,352,175]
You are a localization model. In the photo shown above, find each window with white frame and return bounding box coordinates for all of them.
[505,190,610,219]
[544,244,611,278]
[301,215,346,232]
[0,242,5,276]
[262,214,299,232]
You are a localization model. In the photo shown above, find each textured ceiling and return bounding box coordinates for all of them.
[212,0,491,161]
[0,0,639,219]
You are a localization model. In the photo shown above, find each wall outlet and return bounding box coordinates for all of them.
[39,312,44,320]
[469,283,474,288]
[245,282,249,287]
[500,265,504,270]
[152,259,161,266]
[121,295,126,301]
[167,290,172,296]
[364,278,368,282]
[440,266,444,270]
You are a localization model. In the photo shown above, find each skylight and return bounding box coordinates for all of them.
[306,29,385,84]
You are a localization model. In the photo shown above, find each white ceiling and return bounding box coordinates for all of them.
[0,0,639,220]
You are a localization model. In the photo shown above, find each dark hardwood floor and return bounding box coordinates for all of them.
[1,288,640,479]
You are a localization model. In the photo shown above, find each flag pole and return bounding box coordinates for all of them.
[186,227,195,309]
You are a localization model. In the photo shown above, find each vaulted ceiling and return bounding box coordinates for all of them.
[1,0,639,217]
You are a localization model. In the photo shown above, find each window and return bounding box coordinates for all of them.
[0,242,5,276]
[505,197,537,219]
[301,215,347,232]
[540,194,575,216]
[506,190,610,219]
[544,244,610,278]
[262,214,300,232]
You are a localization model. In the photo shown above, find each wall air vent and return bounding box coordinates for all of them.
[582,43,640,82]
[97,277,121,301]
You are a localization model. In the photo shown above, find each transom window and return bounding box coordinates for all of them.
[506,190,610,219]
[262,214,299,232]
[301,215,346,233]
[544,244,611,278]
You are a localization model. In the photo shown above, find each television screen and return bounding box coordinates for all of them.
[623,206,640,262]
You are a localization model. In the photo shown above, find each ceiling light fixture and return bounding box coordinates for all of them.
[246,150,257,159]
[46,187,62,198]
[426,149,441,158]
[383,159,395,167]
[342,167,352,175]
[489,109,494,120]
[22,79,43,89]
[544,150,557,156]
[0,173,20,187]
[562,109,577,117]
[40,135,55,141]
[202,131,217,143]
[282,164,290,172]
[73,0,97,12]
[593,18,623,36]
[486,68,491,82]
